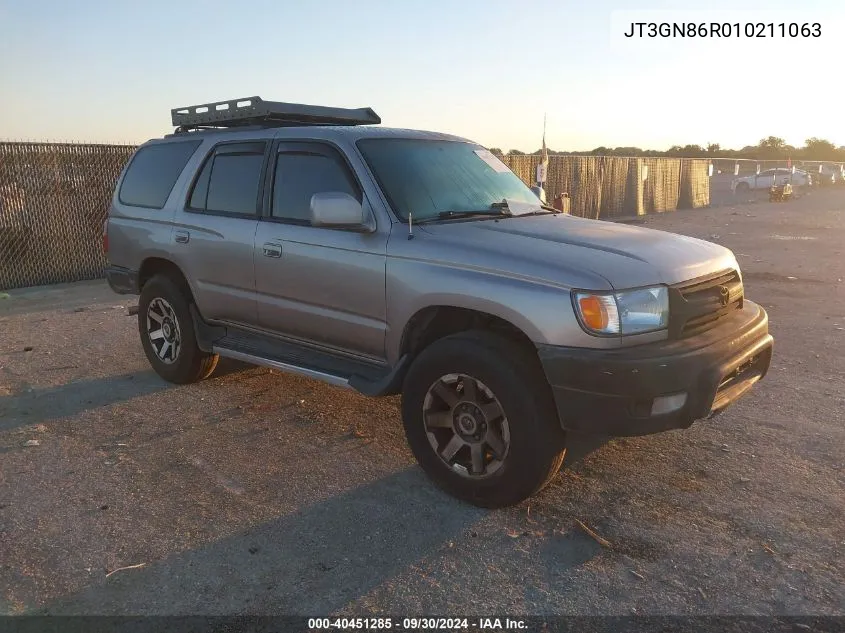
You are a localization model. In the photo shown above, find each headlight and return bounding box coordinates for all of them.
[573,286,669,336]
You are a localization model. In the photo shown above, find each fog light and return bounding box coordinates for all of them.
[651,392,687,416]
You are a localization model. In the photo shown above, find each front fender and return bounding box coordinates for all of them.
[385,259,623,365]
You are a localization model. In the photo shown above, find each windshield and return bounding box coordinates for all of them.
[356,138,541,222]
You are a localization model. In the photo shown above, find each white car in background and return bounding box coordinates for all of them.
[731,168,811,193]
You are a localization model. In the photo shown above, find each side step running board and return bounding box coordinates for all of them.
[190,306,409,395]
[213,347,353,389]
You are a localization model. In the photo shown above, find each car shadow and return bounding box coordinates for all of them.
[563,431,611,467]
[0,370,173,433]
[213,357,255,378]
[0,357,261,434]
[35,468,487,616]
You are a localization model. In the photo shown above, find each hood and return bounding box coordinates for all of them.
[416,214,738,290]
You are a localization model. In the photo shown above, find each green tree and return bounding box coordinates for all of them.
[759,136,786,149]
[489,136,845,160]
[758,136,786,158]
[681,144,705,156]
[804,138,836,160]
[612,147,644,156]
[488,147,503,155]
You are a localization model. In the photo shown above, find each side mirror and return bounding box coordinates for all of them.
[310,192,370,231]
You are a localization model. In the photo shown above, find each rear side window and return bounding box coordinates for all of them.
[119,141,201,209]
[188,141,267,215]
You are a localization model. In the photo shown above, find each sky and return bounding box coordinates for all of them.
[1,0,843,152]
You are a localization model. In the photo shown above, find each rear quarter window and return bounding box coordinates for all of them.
[118,140,202,209]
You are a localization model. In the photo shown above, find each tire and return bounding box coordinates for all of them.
[137,274,219,384]
[735,182,750,194]
[400,330,567,508]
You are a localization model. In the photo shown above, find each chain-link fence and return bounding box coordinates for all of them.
[1,142,712,291]
[499,154,710,218]
[0,142,135,290]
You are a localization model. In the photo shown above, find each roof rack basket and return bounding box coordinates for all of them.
[171,96,381,133]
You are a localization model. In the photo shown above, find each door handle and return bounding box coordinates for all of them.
[174,230,190,244]
[262,242,282,258]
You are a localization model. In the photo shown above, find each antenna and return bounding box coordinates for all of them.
[543,112,546,148]
[537,112,549,191]
[408,211,414,240]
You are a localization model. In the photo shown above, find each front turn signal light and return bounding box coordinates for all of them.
[575,293,620,334]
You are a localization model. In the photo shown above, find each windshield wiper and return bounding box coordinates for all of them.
[513,207,558,216]
[418,202,560,224]
[491,200,559,216]
[436,208,512,220]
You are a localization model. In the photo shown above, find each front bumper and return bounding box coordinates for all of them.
[538,300,773,436]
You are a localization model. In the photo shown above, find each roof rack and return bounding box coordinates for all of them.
[170,96,381,134]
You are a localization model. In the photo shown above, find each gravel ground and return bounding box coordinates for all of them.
[1,189,843,619]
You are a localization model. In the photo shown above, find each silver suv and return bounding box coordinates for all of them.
[105,97,774,508]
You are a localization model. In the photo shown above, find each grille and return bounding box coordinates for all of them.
[670,269,744,339]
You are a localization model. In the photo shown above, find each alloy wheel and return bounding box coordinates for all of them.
[422,373,511,478]
[146,297,182,364]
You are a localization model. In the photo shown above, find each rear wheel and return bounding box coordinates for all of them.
[400,330,567,508]
[138,274,218,384]
[735,182,750,194]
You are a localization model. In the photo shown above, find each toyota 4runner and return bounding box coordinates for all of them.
[105,97,774,508]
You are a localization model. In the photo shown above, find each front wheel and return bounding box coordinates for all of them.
[400,331,567,508]
[137,274,219,384]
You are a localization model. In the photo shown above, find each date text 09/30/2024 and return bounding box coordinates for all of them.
[623,22,821,38]
[308,618,528,630]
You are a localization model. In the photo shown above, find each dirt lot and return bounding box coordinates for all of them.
[1,189,843,619]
